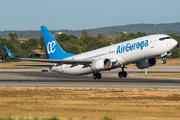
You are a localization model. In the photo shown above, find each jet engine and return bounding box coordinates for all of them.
[91,58,112,71]
[136,58,156,69]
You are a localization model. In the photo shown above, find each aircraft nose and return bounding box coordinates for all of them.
[168,39,178,48]
[171,39,178,48]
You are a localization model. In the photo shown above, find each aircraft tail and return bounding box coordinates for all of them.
[4,45,16,59]
[41,25,75,59]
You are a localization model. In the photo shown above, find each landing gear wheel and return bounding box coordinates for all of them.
[92,73,102,79]
[96,73,101,79]
[122,72,127,78]
[118,65,128,78]
[118,72,123,78]
[118,71,127,78]
[162,58,166,64]
[92,74,97,79]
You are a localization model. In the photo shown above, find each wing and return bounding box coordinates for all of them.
[4,45,92,66]
[14,64,56,67]
[19,58,92,64]
[4,46,117,67]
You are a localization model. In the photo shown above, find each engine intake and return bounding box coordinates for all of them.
[136,58,156,69]
[91,58,112,71]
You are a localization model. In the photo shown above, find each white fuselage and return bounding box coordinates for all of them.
[50,34,177,75]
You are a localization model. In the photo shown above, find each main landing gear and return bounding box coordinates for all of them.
[92,66,128,79]
[92,73,101,79]
[118,66,127,78]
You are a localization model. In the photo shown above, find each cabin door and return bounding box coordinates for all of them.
[150,39,154,48]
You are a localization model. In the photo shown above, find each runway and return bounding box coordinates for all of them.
[0,71,180,90]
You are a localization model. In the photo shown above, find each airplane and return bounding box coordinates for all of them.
[4,25,178,79]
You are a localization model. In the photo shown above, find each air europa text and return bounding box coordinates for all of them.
[116,40,149,54]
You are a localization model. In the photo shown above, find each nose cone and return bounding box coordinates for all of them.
[172,39,178,47]
[171,39,178,48]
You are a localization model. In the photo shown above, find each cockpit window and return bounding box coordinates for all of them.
[159,37,172,40]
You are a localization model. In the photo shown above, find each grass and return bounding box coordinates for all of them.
[0,88,180,120]
[0,59,20,63]
[0,61,49,68]
[102,116,113,120]
[0,117,60,120]
[0,116,113,120]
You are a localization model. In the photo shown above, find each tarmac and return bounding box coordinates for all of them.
[0,65,180,90]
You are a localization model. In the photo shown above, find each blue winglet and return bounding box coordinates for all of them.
[41,25,75,60]
[4,45,16,59]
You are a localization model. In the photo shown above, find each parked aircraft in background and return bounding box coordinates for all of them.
[4,25,178,79]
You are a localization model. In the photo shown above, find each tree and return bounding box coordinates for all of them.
[169,34,180,58]
[81,30,89,38]
[8,32,18,40]
[171,48,180,58]
[86,40,102,51]
[57,33,69,42]
[136,32,148,37]
[68,45,80,54]
[97,34,104,40]
[97,34,109,42]
[0,38,8,60]
[39,36,48,58]
[69,35,78,40]
[19,41,30,57]
[68,34,79,45]
[113,31,124,43]
[28,38,38,58]
[81,36,98,46]
[20,38,38,58]
[128,33,136,39]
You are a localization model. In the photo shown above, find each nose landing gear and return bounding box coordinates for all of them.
[161,52,169,64]
[161,58,166,64]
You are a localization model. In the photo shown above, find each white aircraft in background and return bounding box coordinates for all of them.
[4,25,178,79]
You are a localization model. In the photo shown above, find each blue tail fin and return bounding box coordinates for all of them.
[41,25,75,59]
[4,45,16,59]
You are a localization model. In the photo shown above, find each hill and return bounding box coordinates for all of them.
[0,22,180,39]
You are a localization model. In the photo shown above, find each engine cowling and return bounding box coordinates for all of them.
[136,58,156,69]
[91,58,112,71]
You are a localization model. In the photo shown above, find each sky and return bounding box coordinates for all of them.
[0,0,180,31]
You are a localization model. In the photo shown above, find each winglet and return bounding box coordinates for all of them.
[4,45,16,59]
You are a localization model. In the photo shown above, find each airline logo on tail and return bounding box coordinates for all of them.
[41,25,75,59]
[47,41,56,54]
